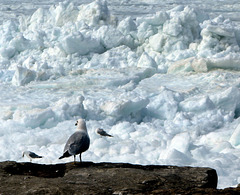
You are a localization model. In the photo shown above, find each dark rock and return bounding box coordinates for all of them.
[3,161,65,178]
[0,161,237,194]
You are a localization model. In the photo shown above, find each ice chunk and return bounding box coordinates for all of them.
[100,98,149,119]
[169,132,190,153]
[0,46,15,59]
[137,52,157,69]
[28,8,50,29]
[169,55,240,73]
[117,17,137,48]
[10,34,31,53]
[53,96,86,121]
[12,66,36,86]
[149,33,166,52]
[179,96,215,113]
[96,25,124,49]
[84,45,137,69]
[198,15,239,56]
[77,0,110,26]
[143,6,203,55]
[207,56,240,71]
[136,11,169,26]
[111,121,135,139]
[0,107,13,120]
[51,1,79,27]
[210,87,240,112]
[206,25,234,38]
[118,16,137,35]
[168,57,195,73]
[147,88,179,120]
[13,108,55,129]
[137,22,155,43]
[59,32,103,55]
[229,124,240,147]
[161,148,193,164]
[168,57,212,73]
[163,19,182,37]
[191,58,208,72]
[191,146,209,159]
[92,138,110,157]
[211,141,233,152]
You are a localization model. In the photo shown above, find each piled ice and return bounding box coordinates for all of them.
[1,0,240,189]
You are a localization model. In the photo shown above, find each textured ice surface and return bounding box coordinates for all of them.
[0,0,240,189]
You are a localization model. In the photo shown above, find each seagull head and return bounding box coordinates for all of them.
[75,118,87,131]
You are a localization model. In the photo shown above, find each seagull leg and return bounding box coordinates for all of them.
[79,153,82,163]
[74,155,76,164]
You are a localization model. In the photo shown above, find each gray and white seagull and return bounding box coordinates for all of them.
[22,151,43,162]
[96,128,113,137]
[59,118,90,163]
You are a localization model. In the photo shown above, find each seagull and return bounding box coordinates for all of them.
[22,151,43,162]
[59,118,90,163]
[96,128,113,137]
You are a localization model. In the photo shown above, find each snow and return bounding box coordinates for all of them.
[0,0,240,189]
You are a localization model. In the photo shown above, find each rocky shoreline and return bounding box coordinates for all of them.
[0,161,239,194]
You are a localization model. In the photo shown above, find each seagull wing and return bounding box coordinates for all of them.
[64,131,90,155]
[98,129,113,137]
[29,152,42,158]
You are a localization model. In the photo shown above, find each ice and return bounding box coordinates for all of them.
[146,88,179,120]
[168,57,195,73]
[149,33,165,53]
[0,46,15,59]
[76,0,110,27]
[12,66,36,86]
[1,0,240,189]
[118,16,137,34]
[179,95,215,113]
[169,132,190,153]
[13,108,55,129]
[161,147,194,165]
[210,87,240,112]
[100,97,149,122]
[136,11,169,26]
[229,124,240,147]
[59,31,103,55]
[137,52,157,70]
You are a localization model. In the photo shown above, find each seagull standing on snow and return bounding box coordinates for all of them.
[96,128,113,137]
[22,151,43,162]
[59,118,90,163]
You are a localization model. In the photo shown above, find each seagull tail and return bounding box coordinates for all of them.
[59,151,71,159]
[107,134,113,137]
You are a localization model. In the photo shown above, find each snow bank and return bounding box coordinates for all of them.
[0,0,238,85]
[12,96,86,128]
